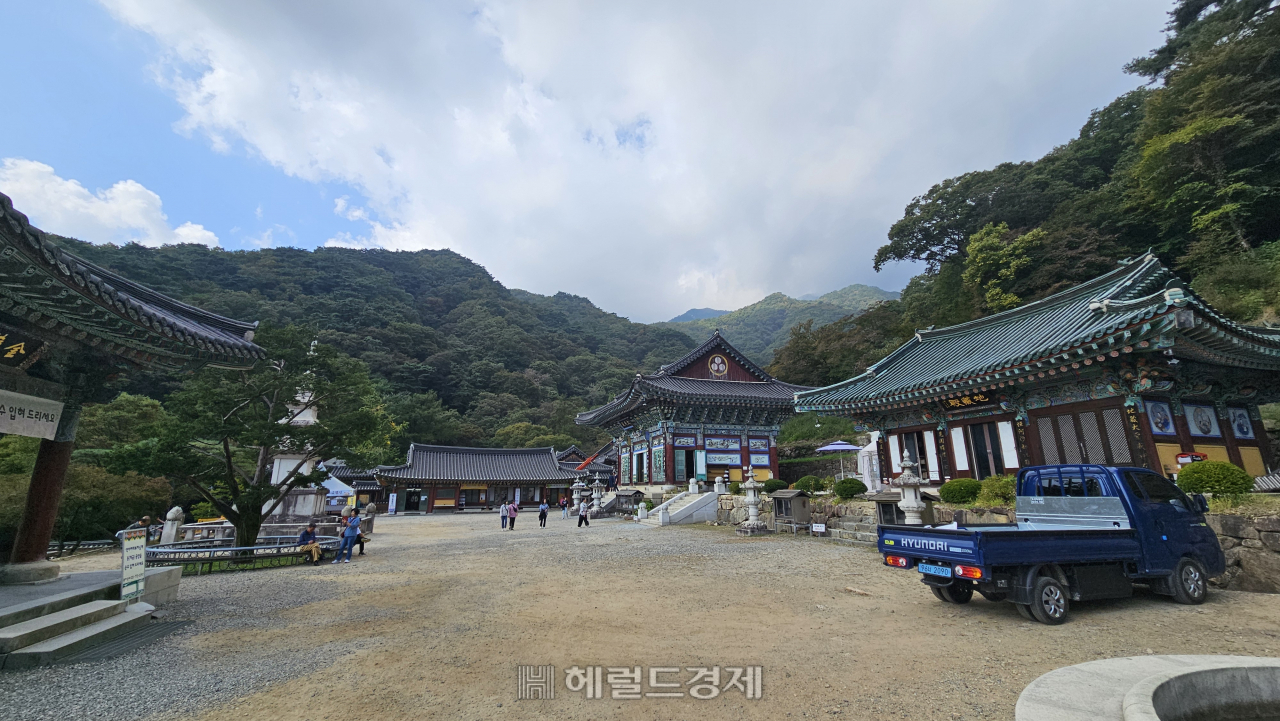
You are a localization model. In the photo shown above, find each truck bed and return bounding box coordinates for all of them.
[879,524,1143,568]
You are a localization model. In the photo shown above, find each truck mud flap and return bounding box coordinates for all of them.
[919,575,955,588]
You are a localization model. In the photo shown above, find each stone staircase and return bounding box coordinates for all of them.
[638,492,719,526]
[0,566,181,670]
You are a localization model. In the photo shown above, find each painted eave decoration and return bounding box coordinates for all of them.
[0,192,265,371]
[794,254,1280,415]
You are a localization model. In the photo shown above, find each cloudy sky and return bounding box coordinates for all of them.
[0,1,1171,322]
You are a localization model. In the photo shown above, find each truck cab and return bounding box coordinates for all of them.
[878,465,1225,624]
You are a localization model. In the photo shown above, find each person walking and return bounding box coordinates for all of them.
[507,500,518,530]
[577,499,590,528]
[538,500,549,528]
[332,513,360,564]
[560,496,569,520]
[499,500,508,529]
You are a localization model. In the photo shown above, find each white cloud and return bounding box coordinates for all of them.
[101,0,1169,320]
[0,158,219,247]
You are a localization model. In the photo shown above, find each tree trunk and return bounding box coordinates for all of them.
[233,511,263,557]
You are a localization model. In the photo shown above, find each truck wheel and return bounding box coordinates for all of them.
[1016,603,1034,620]
[1029,576,1069,625]
[1171,558,1208,605]
[931,586,948,602]
[941,583,973,604]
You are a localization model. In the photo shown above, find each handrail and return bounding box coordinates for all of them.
[650,491,689,516]
[146,535,342,564]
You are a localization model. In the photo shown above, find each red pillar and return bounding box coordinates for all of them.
[8,438,75,565]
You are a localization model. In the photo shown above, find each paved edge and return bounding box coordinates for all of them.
[1014,655,1280,721]
[1120,659,1280,721]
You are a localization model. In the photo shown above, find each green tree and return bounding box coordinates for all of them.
[147,326,393,547]
[961,224,1045,312]
[75,392,170,450]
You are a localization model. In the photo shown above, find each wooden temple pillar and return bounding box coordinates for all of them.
[3,390,83,583]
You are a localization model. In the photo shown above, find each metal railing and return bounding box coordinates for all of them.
[146,535,343,575]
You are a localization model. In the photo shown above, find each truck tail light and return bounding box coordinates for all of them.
[954,565,983,579]
[885,555,909,568]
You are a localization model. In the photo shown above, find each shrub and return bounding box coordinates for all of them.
[190,501,221,520]
[762,479,789,494]
[938,478,983,504]
[819,476,836,492]
[793,475,821,492]
[834,478,867,499]
[1176,461,1253,499]
[975,475,1016,506]
[728,482,741,495]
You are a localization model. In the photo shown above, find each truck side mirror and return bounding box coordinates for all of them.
[1193,493,1209,513]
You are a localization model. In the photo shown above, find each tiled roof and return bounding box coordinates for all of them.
[324,460,375,483]
[0,192,265,370]
[577,333,812,427]
[795,254,1280,414]
[376,445,588,483]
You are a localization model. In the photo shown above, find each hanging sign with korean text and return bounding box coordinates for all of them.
[0,389,62,440]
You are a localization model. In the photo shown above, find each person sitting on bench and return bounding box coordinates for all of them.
[298,522,323,565]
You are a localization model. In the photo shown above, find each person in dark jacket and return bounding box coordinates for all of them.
[298,522,322,565]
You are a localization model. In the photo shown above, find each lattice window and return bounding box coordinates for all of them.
[1038,416,1060,464]
[1103,408,1132,464]
[1057,415,1082,463]
[1079,411,1106,464]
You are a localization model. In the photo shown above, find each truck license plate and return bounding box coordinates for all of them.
[919,563,952,578]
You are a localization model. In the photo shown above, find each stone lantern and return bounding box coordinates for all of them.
[736,466,772,536]
[590,474,605,511]
[571,478,587,510]
[895,447,927,525]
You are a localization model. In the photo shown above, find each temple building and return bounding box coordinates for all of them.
[323,460,386,510]
[556,443,615,478]
[794,255,1280,487]
[375,445,588,513]
[577,332,811,486]
[0,192,264,583]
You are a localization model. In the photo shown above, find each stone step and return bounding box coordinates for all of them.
[0,600,126,654]
[0,574,120,630]
[2,607,150,670]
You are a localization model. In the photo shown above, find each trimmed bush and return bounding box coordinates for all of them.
[728,482,741,495]
[762,479,789,494]
[938,478,983,504]
[794,475,821,492]
[834,478,867,499]
[1176,461,1253,499]
[975,475,1016,506]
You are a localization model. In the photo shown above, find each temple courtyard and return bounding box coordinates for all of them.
[4,515,1279,721]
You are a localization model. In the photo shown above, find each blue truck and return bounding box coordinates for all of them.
[878,464,1225,624]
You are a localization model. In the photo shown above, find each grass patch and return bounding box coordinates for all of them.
[1207,493,1280,517]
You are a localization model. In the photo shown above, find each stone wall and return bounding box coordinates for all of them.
[1208,514,1280,594]
[714,495,774,527]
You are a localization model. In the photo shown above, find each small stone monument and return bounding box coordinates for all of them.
[571,478,587,509]
[895,447,927,525]
[688,476,699,495]
[736,467,773,536]
[714,472,727,495]
[160,506,184,545]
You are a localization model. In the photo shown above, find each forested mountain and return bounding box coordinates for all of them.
[769,0,1280,388]
[667,308,730,322]
[657,293,852,364]
[658,283,898,364]
[54,239,697,451]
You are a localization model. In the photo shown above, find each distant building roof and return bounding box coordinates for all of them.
[376,445,588,484]
[795,254,1280,415]
[0,192,264,371]
[577,332,811,428]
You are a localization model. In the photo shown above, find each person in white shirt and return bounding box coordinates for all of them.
[577,500,590,528]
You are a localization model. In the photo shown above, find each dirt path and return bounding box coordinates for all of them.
[149,513,1277,721]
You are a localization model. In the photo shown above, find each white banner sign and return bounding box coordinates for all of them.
[0,389,62,440]
[388,492,398,514]
[121,529,147,601]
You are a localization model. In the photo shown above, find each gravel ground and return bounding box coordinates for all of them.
[3,514,1278,721]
